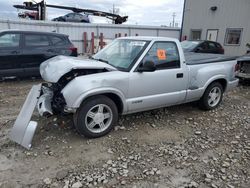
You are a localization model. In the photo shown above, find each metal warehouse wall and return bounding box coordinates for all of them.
[0,19,180,54]
[182,0,250,56]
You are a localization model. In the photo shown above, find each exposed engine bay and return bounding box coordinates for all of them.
[40,68,109,116]
[10,54,117,149]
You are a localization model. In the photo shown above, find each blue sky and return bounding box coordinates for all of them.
[0,0,184,26]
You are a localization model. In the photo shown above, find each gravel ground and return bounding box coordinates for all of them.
[0,79,249,188]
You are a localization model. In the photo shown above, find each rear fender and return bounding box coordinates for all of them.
[186,75,227,102]
[203,75,227,93]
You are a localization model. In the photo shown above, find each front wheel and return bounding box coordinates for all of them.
[74,95,118,138]
[199,82,223,110]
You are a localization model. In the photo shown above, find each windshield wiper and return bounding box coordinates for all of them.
[90,56,110,64]
[96,58,110,64]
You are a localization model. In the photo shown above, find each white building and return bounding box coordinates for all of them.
[0,19,180,54]
[181,0,250,56]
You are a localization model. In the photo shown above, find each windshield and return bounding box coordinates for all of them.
[92,39,149,71]
[181,40,200,51]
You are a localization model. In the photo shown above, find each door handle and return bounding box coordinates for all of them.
[176,73,184,78]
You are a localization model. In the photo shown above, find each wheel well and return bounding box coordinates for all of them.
[83,93,123,114]
[102,93,123,114]
[211,79,227,91]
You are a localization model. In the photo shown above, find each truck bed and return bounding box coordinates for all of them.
[185,52,237,65]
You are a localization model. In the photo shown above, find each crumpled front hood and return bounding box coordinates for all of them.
[40,56,117,83]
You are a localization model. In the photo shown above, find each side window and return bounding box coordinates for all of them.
[75,14,81,19]
[67,13,75,19]
[215,43,222,48]
[199,42,209,50]
[50,36,66,46]
[0,33,20,48]
[191,30,202,40]
[208,42,217,49]
[225,28,242,45]
[25,34,49,47]
[142,42,180,70]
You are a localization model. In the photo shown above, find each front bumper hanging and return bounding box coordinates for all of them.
[10,84,41,149]
[10,84,54,149]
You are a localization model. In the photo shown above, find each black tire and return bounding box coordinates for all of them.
[73,95,118,138]
[199,82,224,110]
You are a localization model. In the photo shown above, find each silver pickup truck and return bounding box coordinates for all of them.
[10,37,239,149]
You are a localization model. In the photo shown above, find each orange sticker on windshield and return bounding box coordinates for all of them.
[157,49,167,60]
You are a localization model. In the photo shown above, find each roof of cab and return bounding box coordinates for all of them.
[118,36,179,42]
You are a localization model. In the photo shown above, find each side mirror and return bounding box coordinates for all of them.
[137,61,156,72]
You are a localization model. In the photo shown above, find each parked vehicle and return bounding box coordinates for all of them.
[10,36,238,149]
[236,54,250,80]
[0,30,77,78]
[181,40,224,54]
[18,11,38,20]
[52,13,90,23]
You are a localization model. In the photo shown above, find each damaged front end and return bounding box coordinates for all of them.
[10,83,56,149]
[10,56,117,149]
[10,81,73,149]
[10,77,76,149]
[37,84,54,117]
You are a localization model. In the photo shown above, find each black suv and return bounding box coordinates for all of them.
[0,30,77,78]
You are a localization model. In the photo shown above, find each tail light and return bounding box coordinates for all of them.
[219,47,225,54]
[69,46,78,56]
[235,63,240,72]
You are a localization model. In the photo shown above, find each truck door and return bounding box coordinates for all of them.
[128,41,189,112]
[0,32,22,77]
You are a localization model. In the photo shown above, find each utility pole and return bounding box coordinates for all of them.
[172,12,176,27]
[112,4,115,24]
[180,0,187,41]
[111,4,120,24]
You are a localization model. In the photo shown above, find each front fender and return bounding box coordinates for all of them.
[61,74,129,113]
[72,87,127,113]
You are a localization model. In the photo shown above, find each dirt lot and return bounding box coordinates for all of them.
[0,79,249,188]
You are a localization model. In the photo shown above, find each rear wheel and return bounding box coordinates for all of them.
[74,95,118,138]
[199,82,223,110]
